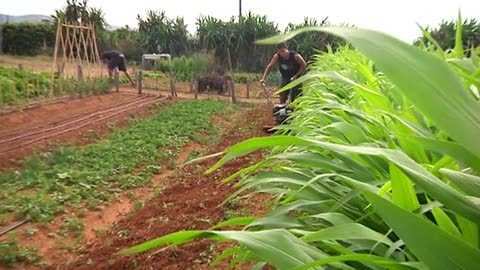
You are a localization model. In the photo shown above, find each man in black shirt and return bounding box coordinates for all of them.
[260,42,307,104]
[100,50,135,86]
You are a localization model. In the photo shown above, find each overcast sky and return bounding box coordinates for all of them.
[2,0,479,43]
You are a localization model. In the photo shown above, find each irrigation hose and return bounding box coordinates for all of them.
[0,95,165,155]
[0,220,28,237]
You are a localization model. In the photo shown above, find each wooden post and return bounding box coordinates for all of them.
[136,71,142,95]
[51,23,61,96]
[194,80,198,99]
[77,64,83,81]
[246,79,251,99]
[169,72,176,97]
[34,75,39,99]
[223,81,228,96]
[230,80,238,104]
[114,69,119,92]
[23,67,28,100]
[9,68,15,103]
[227,48,233,75]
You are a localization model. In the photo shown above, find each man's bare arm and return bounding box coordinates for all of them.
[292,53,307,80]
[260,54,279,84]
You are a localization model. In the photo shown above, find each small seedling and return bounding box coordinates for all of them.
[24,228,39,237]
[117,229,131,238]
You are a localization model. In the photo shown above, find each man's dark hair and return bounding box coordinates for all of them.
[276,42,288,49]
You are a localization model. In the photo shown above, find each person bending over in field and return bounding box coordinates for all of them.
[260,42,307,104]
[100,50,135,86]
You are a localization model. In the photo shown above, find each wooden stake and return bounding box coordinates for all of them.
[137,71,142,95]
[114,69,119,92]
[194,80,198,99]
[77,64,83,81]
[230,80,238,103]
[51,23,62,96]
[169,72,176,97]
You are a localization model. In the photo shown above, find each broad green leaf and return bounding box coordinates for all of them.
[246,215,304,229]
[275,152,351,173]
[206,136,310,174]
[312,140,480,224]
[221,158,271,184]
[216,230,324,270]
[405,136,480,173]
[308,212,354,226]
[357,185,480,270]
[295,254,425,270]
[118,230,209,254]
[282,70,391,111]
[214,135,480,223]
[251,262,268,270]
[431,156,457,175]
[257,26,480,160]
[301,223,394,246]
[281,173,336,204]
[457,215,479,248]
[440,168,480,197]
[209,217,256,230]
[389,163,420,212]
[428,198,462,237]
[228,171,324,202]
[120,229,327,270]
[448,59,478,74]
[270,199,334,217]
[378,181,392,198]
[211,246,238,266]
[325,122,368,144]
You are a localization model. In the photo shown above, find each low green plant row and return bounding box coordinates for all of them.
[0,99,227,223]
[0,67,112,105]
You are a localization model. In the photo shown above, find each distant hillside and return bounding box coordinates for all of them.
[0,14,52,23]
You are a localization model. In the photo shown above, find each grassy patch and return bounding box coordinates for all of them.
[0,235,41,267]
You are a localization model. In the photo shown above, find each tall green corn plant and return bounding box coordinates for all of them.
[119,25,480,270]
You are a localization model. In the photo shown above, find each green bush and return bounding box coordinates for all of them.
[1,22,55,56]
[142,72,165,79]
[0,77,16,104]
[232,73,262,83]
[0,67,51,104]
[0,66,112,104]
[54,77,111,97]
[191,52,215,79]
[0,236,40,267]
[155,59,171,73]
[171,56,192,82]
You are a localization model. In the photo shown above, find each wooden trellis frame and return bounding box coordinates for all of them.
[50,21,103,94]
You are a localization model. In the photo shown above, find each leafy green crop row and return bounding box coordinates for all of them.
[0,67,112,105]
[0,99,227,222]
